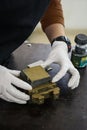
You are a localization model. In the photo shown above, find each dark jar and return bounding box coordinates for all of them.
[71,34,87,68]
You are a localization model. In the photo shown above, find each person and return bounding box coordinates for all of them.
[0,0,80,104]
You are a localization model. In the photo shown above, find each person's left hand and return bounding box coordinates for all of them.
[41,41,80,89]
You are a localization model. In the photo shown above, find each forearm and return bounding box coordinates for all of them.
[40,0,65,43]
[44,23,65,42]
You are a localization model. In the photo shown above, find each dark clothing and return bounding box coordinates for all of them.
[0,0,50,64]
[0,0,64,65]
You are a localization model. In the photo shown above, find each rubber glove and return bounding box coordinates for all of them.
[0,65,32,104]
[42,41,80,89]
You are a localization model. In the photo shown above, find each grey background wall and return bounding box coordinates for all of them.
[62,0,87,29]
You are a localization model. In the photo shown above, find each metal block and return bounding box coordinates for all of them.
[21,66,51,87]
[29,82,60,104]
[20,65,60,104]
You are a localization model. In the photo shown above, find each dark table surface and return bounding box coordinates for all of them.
[0,43,87,130]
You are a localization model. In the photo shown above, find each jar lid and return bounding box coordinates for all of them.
[75,34,87,45]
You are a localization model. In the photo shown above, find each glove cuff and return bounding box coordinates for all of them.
[51,36,71,52]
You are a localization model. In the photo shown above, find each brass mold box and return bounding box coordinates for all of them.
[29,82,60,104]
[21,66,60,104]
[21,66,51,87]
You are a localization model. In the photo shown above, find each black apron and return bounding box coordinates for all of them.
[0,0,50,64]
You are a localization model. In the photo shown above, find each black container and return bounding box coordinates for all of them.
[71,34,87,68]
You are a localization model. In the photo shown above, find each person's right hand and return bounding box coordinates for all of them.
[0,65,32,104]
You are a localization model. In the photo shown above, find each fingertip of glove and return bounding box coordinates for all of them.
[22,81,32,90]
[26,95,30,100]
[23,94,30,101]
[68,77,80,90]
[68,83,79,90]
[52,78,57,83]
[28,85,32,90]
[19,101,27,104]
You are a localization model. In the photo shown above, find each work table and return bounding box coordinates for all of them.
[0,43,87,130]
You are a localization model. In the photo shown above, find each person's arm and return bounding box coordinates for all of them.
[44,23,65,42]
[40,0,80,89]
[41,0,65,42]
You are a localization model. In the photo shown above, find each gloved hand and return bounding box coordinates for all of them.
[0,65,32,104]
[41,41,80,89]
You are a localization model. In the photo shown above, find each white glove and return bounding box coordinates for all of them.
[41,41,80,89]
[0,65,32,104]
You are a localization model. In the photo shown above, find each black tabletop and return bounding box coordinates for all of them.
[0,43,87,130]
